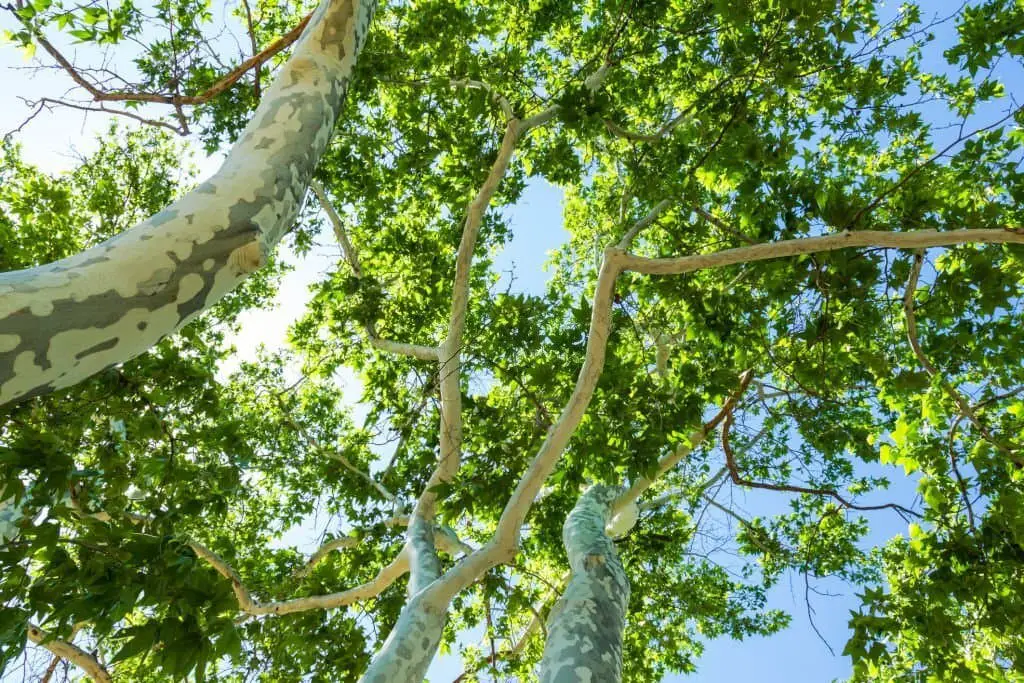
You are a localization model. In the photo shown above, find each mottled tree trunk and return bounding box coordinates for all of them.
[0,0,376,407]
[537,485,630,683]
[358,516,447,683]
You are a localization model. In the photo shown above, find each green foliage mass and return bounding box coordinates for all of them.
[2,0,1024,680]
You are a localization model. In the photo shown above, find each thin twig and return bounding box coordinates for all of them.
[29,13,312,106]
[311,179,441,361]
[615,370,755,512]
[239,0,262,100]
[692,205,757,245]
[24,96,185,134]
[722,411,920,518]
[846,104,1024,228]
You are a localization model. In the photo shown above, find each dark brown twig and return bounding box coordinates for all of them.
[239,0,261,100]
[26,12,311,107]
[846,104,1024,229]
[722,410,920,518]
[23,96,185,134]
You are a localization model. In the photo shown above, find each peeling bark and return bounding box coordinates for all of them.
[538,485,630,683]
[0,0,377,407]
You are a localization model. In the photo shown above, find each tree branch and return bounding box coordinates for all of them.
[191,541,409,616]
[903,250,1022,466]
[294,517,473,578]
[419,117,527,519]
[311,179,441,361]
[429,244,624,603]
[614,369,754,513]
[692,205,757,245]
[618,228,1024,275]
[23,96,186,135]
[721,410,920,518]
[29,12,312,107]
[449,78,515,121]
[27,625,111,683]
[617,199,672,249]
[310,179,362,276]
[276,405,396,503]
[701,495,775,554]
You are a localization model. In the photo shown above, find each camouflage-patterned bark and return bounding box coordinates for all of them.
[538,485,630,683]
[0,0,376,407]
[358,515,446,683]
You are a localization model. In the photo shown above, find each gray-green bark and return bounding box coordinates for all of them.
[0,0,376,407]
[358,515,446,683]
[537,485,630,683]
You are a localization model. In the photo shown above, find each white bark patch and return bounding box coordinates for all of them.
[176,273,205,304]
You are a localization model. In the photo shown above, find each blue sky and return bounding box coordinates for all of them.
[2,0,1020,680]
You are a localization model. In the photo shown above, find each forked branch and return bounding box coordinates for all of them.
[903,250,1023,466]
[721,411,919,518]
[28,12,312,108]
[191,541,409,616]
[27,625,111,683]
[614,369,754,513]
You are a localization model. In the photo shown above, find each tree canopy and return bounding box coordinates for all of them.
[1,0,1024,681]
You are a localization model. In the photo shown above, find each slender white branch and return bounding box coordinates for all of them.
[293,535,360,578]
[191,541,408,616]
[280,412,396,502]
[520,106,561,132]
[603,110,689,143]
[27,625,111,683]
[323,450,397,502]
[449,78,515,121]
[293,517,471,578]
[619,228,1024,275]
[368,336,440,361]
[429,246,624,604]
[617,199,672,249]
[311,179,362,277]
[311,179,440,361]
[903,250,1022,464]
[421,118,526,519]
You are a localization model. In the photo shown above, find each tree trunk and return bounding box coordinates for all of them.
[359,515,447,683]
[537,485,630,683]
[0,0,376,407]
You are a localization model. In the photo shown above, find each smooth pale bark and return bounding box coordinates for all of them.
[0,0,376,407]
[538,485,630,683]
[27,625,111,683]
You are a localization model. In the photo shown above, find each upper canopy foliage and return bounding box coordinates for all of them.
[2,0,1024,680]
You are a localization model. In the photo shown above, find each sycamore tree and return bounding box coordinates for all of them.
[1,0,1024,680]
